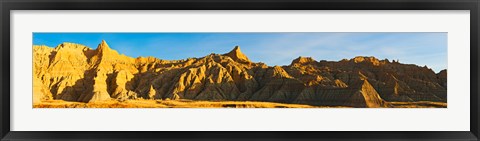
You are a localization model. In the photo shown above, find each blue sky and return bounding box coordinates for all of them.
[33,32,447,72]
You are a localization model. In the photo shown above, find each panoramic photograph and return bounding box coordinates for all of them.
[32,33,447,108]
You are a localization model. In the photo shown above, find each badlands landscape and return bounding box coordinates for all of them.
[33,40,447,108]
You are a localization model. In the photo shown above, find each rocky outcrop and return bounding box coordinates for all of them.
[437,69,447,87]
[33,75,52,103]
[291,56,316,65]
[223,46,251,63]
[33,41,447,107]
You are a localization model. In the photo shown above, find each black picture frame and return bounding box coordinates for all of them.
[1,0,479,140]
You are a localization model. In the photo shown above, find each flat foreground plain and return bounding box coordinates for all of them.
[33,100,447,108]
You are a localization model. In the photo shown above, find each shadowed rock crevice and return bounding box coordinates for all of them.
[54,69,95,102]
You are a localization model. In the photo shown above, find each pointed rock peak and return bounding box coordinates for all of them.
[97,40,111,51]
[95,40,119,56]
[291,56,317,65]
[233,45,240,51]
[224,45,251,63]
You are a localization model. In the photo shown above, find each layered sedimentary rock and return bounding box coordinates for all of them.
[33,41,447,107]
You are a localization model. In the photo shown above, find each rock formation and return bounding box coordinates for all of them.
[223,46,251,63]
[33,41,447,107]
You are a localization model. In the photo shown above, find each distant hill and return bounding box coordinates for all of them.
[33,40,447,108]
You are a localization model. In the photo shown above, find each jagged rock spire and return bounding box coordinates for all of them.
[94,40,121,56]
[96,40,113,52]
[90,40,123,65]
[224,46,251,63]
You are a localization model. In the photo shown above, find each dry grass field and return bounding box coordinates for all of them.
[34,99,321,108]
[388,101,447,108]
[33,99,447,108]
